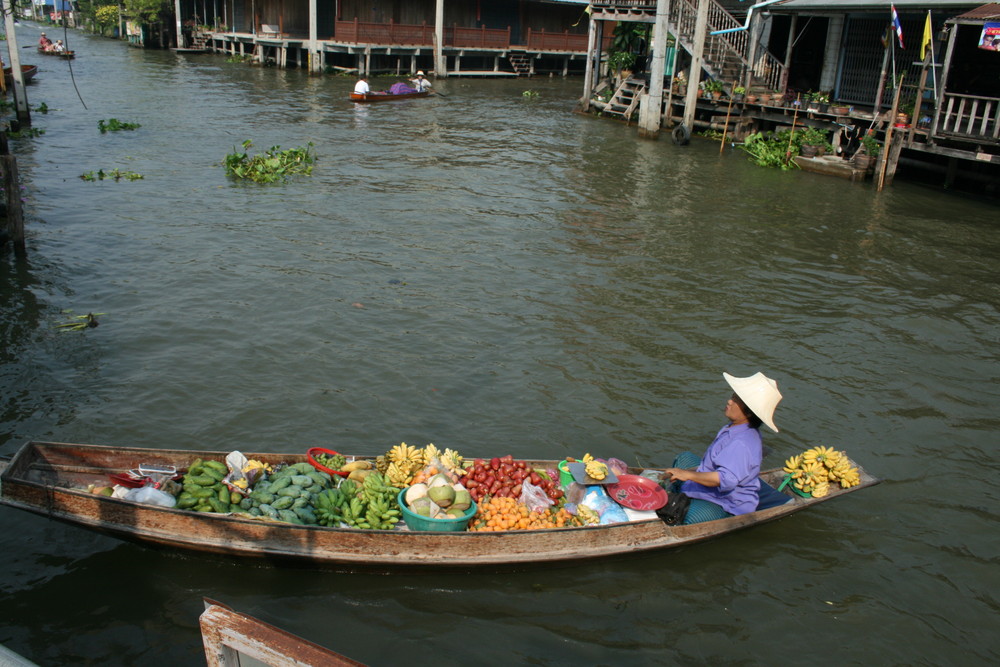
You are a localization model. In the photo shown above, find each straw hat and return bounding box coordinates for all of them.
[724,371,782,432]
[416,71,425,76]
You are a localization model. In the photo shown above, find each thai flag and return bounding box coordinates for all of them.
[891,4,905,48]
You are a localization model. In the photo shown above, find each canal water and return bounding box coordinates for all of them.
[2,26,998,666]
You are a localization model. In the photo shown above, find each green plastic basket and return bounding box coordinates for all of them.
[397,488,477,532]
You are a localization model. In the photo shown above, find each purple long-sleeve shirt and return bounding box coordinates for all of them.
[681,422,762,515]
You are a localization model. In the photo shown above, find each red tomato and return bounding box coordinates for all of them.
[502,455,513,463]
[512,484,523,497]
[465,479,478,488]
[529,472,541,485]
[475,471,487,483]
[474,459,485,468]
[515,461,526,469]
[490,482,501,494]
[485,474,496,487]
[489,457,500,470]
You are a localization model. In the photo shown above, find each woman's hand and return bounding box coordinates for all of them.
[663,468,721,488]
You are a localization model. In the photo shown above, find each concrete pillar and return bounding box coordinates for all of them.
[639,0,672,138]
[308,0,320,73]
[682,0,710,134]
[434,0,446,77]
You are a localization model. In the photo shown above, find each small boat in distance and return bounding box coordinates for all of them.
[350,90,431,103]
[3,64,38,85]
[38,47,75,59]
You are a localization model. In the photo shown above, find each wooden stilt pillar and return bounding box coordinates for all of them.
[1,139,26,257]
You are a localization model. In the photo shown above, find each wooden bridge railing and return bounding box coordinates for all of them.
[933,92,1000,141]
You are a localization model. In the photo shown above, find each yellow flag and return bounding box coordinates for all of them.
[921,11,933,60]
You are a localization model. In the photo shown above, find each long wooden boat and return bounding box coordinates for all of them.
[350,91,430,103]
[0,441,880,570]
[38,47,75,59]
[3,64,38,85]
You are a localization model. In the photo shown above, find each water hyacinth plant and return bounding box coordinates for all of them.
[223,140,316,183]
[98,119,141,133]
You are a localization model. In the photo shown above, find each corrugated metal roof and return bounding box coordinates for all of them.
[952,2,1000,19]
[771,0,982,11]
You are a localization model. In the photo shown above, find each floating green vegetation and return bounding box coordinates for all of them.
[34,102,49,114]
[738,131,800,170]
[226,54,253,63]
[522,90,539,98]
[54,311,105,332]
[223,140,316,183]
[98,118,141,133]
[0,99,14,111]
[698,129,726,140]
[7,127,45,139]
[80,168,145,182]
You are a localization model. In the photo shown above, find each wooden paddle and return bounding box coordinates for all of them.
[432,90,447,98]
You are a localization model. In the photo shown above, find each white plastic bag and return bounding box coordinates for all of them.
[519,480,555,513]
[125,485,177,508]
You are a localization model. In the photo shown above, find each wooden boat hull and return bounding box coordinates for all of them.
[38,48,75,59]
[3,65,38,84]
[350,91,430,103]
[0,441,880,570]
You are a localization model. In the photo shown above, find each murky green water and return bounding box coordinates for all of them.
[2,26,998,665]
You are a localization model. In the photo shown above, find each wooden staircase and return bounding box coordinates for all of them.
[507,52,531,76]
[602,77,647,121]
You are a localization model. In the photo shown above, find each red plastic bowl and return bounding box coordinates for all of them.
[307,447,349,477]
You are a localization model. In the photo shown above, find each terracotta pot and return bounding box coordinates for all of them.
[745,95,758,104]
[800,144,819,158]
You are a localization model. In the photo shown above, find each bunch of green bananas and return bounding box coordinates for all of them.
[337,473,400,530]
[312,487,348,527]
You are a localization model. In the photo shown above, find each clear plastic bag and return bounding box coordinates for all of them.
[125,485,177,508]
[580,486,629,525]
[519,480,554,513]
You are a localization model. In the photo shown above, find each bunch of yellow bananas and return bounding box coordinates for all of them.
[577,504,600,525]
[784,447,861,495]
[441,448,466,477]
[585,459,608,481]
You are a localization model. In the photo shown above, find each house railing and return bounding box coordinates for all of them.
[451,25,512,49]
[334,19,435,45]
[933,92,1000,141]
[332,19,589,52]
[525,28,590,52]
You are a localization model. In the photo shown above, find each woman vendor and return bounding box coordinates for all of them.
[663,371,783,524]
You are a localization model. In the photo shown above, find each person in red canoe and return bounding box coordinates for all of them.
[39,33,53,51]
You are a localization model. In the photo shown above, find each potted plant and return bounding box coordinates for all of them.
[853,134,881,170]
[808,91,830,113]
[732,85,746,103]
[771,89,786,105]
[896,102,914,126]
[745,90,759,104]
[703,79,725,101]
[796,126,831,158]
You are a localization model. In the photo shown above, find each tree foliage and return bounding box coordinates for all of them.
[123,0,173,23]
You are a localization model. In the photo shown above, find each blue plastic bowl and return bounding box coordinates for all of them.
[397,488,477,532]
